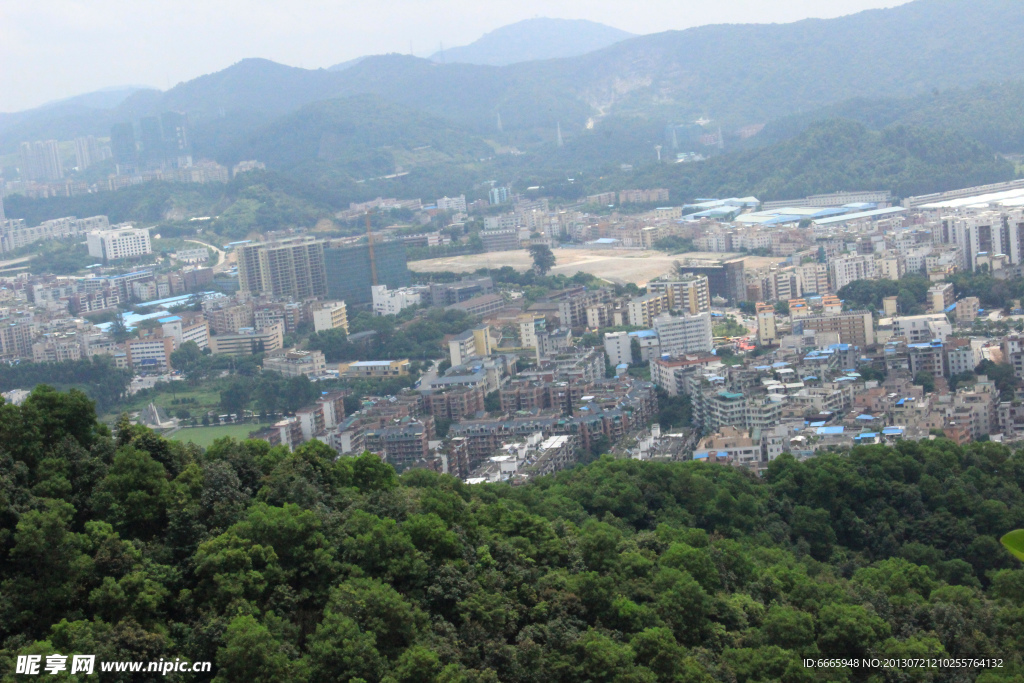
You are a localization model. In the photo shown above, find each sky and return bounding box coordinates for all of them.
[0,0,908,113]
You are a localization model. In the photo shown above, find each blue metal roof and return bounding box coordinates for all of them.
[811,206,906,225]
[856,414,876,420]
[817,426,845,435]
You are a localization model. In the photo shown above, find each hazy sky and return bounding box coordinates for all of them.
[0,0,907,113]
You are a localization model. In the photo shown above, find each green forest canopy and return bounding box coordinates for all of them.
[1,386,1024,681]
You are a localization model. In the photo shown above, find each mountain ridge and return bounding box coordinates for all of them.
[427,17,634,66]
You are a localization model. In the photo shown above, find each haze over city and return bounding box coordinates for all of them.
[1,0,907,112]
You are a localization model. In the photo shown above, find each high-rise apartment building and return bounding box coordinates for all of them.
[86,225,152,261]
[830,254,876,290]
[653,312,714,355]
[110,123,137,166]
[647,274,711,315]
[73,136,102,170]
[19,140,64,181]
[323,241,410,305]
[237,238,327,299]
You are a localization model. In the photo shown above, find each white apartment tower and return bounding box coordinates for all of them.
[86,225,152,261]
[653,312,714,356]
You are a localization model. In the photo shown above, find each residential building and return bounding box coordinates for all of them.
[86,225,152,260]
[653,312,713,355]
[371,284,426,316]
[205,303,254,334]
[647,274,711,314]
[159,316,209,349]
[263,349,327,378]
[604,331,632,366]
[436,195,467,213]
[892,314,952,343]
[755,303,777,346]
[237,238,327,299]
[928,283,954,313]
[312,301,349,334]
[448,326,496,366]
[209,323,284,355]
[830,254,876,290]
[945,337,977,376]
[955,297,980,324]
[627,292,670,327]
[798,310,875,346]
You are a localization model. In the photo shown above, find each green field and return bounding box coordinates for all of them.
[169,423,271,448]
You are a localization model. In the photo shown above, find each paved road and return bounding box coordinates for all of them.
[184,239,229,272]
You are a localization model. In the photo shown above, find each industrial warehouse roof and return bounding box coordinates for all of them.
[810,206,906,225]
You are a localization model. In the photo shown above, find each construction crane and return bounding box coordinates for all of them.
[365,210,378,286]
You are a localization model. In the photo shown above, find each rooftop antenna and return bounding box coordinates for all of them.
[556,122,563,147]
[655,145,662,161]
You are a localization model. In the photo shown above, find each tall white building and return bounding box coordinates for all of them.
[796,263,829,295]
[436,195,467,213]
[312,302,349,334]
[830,254,876,290]
[604,331,633,366]
[87,225,152,261]
[371,285,427,316]
[653,311,713,356]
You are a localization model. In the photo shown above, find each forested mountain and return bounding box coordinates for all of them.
[749,80,1024,154]
[426,18,634,66]
[1,387,1023,681]
[231,95,493,173]
[624,119,1015,202]
[6,0,1024,156]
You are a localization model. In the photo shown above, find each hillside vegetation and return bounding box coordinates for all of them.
[1,386,1023,681]
[626,119,1015,202]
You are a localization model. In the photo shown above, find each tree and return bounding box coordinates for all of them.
[220,379,252,416]
[529,244,556,275]
[109,311,132,343]
[913,371,936,393]
[170,341,202,373]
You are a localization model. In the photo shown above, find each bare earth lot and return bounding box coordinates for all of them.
[408,248,783,286]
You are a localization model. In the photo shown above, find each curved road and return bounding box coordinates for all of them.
[183,239,230,272]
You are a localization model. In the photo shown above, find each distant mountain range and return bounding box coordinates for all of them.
[3,0,1024,201]
[426,18,633,66]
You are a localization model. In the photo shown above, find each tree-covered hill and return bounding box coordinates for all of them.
[626,119,1015,202]
[1,386,1023,681]
[231,95,495,175]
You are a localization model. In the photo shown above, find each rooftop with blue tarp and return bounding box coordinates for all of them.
[718,391,744,400]
[817,426,845,435]
[855,432,879,439]
[856,414,876,420]
[629,330,658,338]
[882,427,904,435]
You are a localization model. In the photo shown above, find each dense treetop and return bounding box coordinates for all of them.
[0,386,1023,681]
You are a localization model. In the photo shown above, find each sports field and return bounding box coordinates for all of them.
[170,423,268,448]
[408,248,781,286]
